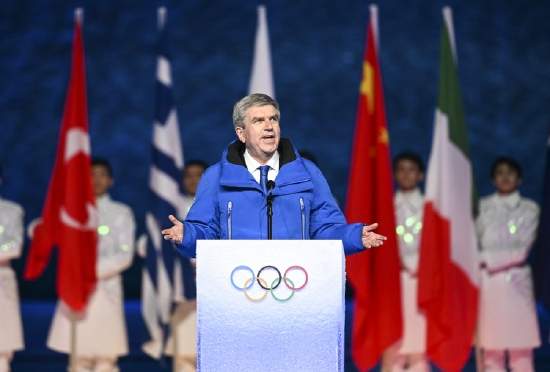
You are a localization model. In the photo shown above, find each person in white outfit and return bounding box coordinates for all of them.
[46,158,136,372]
[383,152,430,372]
[179,160,208,218]
[0,164,25,372]
[165,160,207,372]
[476,156,540,372]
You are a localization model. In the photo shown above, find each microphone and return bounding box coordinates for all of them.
[266,180,275,240]
[266,180,276,194]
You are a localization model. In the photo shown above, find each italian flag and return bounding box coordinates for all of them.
[417,7,479,372]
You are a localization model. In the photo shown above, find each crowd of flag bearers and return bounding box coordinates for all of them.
[1,4,549,372]
[345,5,547,372]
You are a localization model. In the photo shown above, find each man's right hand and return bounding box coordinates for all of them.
[161,215,184,244]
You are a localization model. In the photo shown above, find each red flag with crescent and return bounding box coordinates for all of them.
[24,16,98,312]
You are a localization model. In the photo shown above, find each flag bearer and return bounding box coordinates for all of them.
[476,156,540,372]
[0,164,24,372]
[46,158,135,372]
[383,152,430,372]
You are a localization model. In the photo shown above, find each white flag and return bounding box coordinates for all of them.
[248,5,275,97]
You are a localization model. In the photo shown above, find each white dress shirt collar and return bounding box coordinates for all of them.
[243,149,279,183]
[395,188,424,208]
[493,190,521,207]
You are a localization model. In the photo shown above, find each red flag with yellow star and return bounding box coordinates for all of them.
[345,6,402,370]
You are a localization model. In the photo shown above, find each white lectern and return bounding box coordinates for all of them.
[196,240,345,372]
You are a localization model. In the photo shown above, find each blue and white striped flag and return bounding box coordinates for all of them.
[141,7,196,359]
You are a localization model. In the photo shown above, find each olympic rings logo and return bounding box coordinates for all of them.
[230,265,308,302]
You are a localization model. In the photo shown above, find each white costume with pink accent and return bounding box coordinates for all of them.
[47,194,135,366]
[476,191,540,372]
[0,197,24,372]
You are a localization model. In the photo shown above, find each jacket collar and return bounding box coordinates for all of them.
[492,190,521,208]
[395,188,424,208]
[96,193,111,207]
[220,138,310,191]
[225,138,297,168]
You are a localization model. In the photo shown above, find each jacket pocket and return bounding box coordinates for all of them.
[300,197,306,240]
[227,201,233,240]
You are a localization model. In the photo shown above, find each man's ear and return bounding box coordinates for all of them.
[235,126,245,143]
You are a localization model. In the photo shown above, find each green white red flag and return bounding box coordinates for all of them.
[417,7,479,372]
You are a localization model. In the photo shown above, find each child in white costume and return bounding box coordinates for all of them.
[383,152,430,372]
[46,158,135,372]
[0,164,25,372]
[476,157,540,372]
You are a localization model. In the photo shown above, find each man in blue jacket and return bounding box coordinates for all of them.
[162,93,386,257]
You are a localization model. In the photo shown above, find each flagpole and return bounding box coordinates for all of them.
[369,5,379,49]
[443,7,480,370]
[248,5,275,97]
[70,311,77,372]
[158,6,166,31]
[68,10,84,371]
[157,8,178,371]
[75,7,83,25]
[171,311,178,372]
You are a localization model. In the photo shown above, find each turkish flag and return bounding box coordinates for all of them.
[345,7,402,371]
[24,16,97,312]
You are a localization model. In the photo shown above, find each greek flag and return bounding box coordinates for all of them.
[141,7,196,358]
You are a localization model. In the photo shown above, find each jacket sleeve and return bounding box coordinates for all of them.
[306,165,365,255]
[177,168,221,258]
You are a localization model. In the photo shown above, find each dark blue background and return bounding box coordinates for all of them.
[1,0,549,298]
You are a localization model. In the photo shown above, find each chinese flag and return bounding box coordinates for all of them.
[24,13,97,312]
[345,6,402,371]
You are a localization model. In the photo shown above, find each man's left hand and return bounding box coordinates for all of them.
[361,223,387,248]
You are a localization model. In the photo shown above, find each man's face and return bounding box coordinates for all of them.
[394,159,423,192]
[183,164,205,197]
[493,163,521,195]
[92,165,113,197]
[235,104,280,165]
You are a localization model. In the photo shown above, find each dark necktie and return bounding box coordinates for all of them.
[259,165,270,193]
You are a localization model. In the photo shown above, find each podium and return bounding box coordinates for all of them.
[196,240,345,372]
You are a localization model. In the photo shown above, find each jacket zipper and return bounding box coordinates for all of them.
[227,201,232,240]
[300,197,306,240]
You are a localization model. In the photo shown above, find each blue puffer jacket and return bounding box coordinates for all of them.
[176,138,365,257]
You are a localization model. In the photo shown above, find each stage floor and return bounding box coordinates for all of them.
[10,299,550,371]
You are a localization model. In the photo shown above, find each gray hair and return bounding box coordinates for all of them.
[232,93,280,129]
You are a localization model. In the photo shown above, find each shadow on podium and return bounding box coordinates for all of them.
[11,299,550,371]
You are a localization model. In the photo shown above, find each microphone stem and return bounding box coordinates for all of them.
[267,196,273,240]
